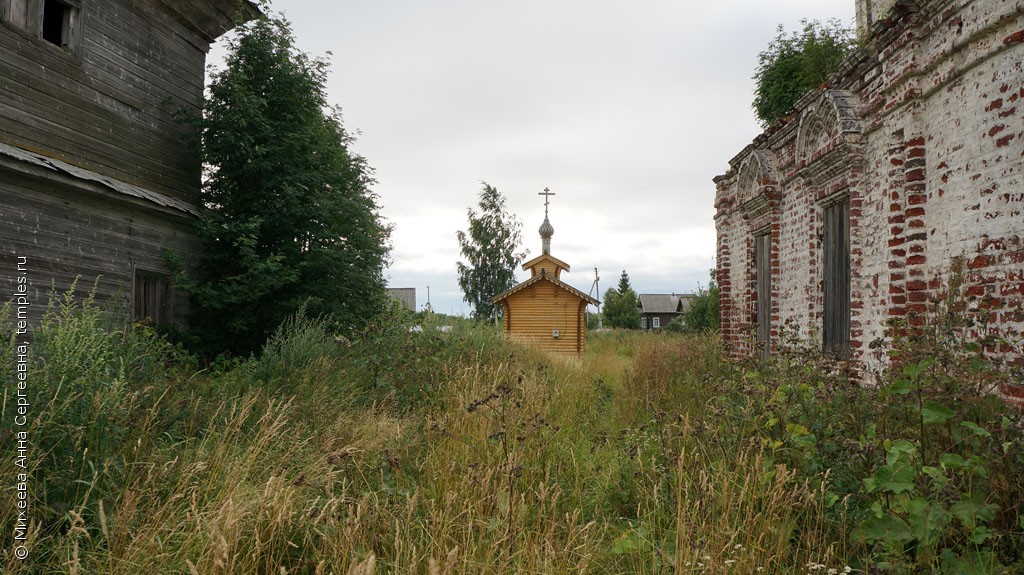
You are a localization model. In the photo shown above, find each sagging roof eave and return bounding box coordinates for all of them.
[0,142,200,218]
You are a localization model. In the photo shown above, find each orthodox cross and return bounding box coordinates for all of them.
[538,187,555,217]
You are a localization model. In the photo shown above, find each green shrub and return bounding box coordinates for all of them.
[682,269,720,334]
[2,284,181,547]
[752,18,855,126]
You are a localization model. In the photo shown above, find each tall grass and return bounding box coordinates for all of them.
[2,296,1021,573]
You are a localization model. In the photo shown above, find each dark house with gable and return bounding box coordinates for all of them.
[1,0,257,327]
[638,293,692,330]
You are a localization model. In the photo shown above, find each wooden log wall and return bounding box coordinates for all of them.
[0,0,214,202]
[0,165,200,327]
[503,282,587,355]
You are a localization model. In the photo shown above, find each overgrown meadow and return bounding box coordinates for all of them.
[1,291,1022,573]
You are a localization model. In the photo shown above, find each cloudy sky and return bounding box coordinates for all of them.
[211,1,856,316]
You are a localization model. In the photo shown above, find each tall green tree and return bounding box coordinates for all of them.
[185,15,390,354]
[603,270,641,329]
[752,18,855,126]
[456,183,526,321]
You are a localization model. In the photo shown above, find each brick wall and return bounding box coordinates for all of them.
[714,0,1024,394]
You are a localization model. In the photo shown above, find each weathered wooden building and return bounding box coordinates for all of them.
[386,287,416,312]
[492,193,598,356]
[1,0,257,326]
[714,0,1023,393]
[638,294,691,330]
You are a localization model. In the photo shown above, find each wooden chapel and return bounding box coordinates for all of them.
[491,189,598,356]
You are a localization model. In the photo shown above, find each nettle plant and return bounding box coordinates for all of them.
[851,268,1024,572]
[463,363,560,537]
[748,267,1024,572]
[853,356,1023,573]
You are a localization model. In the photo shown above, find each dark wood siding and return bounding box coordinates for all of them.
[0,166,199,327]
[823,197,850,355]
[641,312,680,330]
[0,0,211,201]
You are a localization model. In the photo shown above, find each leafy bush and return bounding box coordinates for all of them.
[752,18,855,126]
[1,284,183,548]
[734,331,1024,572]
[682,269,720,334]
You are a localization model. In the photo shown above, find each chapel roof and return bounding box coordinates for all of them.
[491,270,599,306]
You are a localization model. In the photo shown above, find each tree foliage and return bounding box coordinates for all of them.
[184,15,390,354]
[456,183,526,321]
[603,270,640,329]
[682,269,721,334]
[752,18,855,127]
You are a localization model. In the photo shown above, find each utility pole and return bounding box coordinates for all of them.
[590,266,603,330]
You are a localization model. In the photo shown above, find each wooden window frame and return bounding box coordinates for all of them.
[652,317,660,329]
[1,0,83,54]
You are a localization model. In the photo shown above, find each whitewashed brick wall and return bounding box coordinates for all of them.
[715,0,1024,399]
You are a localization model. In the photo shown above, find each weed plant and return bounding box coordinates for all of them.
[0,293,1021,573]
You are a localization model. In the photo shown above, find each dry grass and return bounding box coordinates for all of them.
[3,312,859,574]
[671,439,843,573]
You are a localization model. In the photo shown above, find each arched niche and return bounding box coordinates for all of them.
[737,149,780,227]
[796,90,864,172]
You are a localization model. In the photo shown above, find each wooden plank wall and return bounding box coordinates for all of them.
[0,0,210,201]
[642,312,681,330]
[822,197,851,355]
[0,167,199,327]
[504,282,586,355]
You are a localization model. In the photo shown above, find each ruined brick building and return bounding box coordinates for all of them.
[714,0,1023,388]
[1,0,256,326]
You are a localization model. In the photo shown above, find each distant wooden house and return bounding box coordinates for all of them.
[637,294,693,330]
[491,190,597,356]
[0,0,257,327]
[386,287,416,312]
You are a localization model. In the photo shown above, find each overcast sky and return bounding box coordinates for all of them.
[210,1,856,316]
